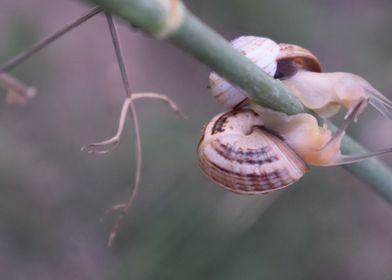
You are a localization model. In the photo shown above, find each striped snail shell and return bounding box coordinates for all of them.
[209,36,322,108]
[197,108,308,194]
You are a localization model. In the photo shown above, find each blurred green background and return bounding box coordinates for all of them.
[1,0,392,279]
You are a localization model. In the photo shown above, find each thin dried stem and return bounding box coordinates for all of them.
[81,92,184,154]
[0,3,185,244]
[104,14,184,246]
[0,6,102,73]
[0,6,102,106]
[105,13,142,246]
[0,73,36,104]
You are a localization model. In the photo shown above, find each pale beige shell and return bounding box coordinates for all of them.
[209,36,322,108]
[209,36,280,108]
[198,108,308,194]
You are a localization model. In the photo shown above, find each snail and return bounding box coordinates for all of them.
[209,36,322,109]
[209,36,392,122]
[199,36,392,194]
[198,106,392,194]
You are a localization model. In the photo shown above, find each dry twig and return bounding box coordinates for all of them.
[0,74,36,104]
[97,14,183,246]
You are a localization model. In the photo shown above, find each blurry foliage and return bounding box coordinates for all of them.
[0,0,392,280]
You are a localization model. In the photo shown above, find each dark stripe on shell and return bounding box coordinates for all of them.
[211,109,258,135]
[211,110,237,134]
[200,153,297,193]
[212,141,278,165]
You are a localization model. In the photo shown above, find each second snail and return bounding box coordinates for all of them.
[198,36,392,194]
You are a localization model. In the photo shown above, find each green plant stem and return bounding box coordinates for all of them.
[85,0,392,204]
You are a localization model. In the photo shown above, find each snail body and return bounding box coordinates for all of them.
[281,70,392,119]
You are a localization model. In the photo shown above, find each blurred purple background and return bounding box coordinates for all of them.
[0,0,392,279]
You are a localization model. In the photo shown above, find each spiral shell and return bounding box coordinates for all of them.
[209,36,322,108]
[209,36,280,108]
[198,108,308,194]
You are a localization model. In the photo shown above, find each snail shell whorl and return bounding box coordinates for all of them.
[209,36,322,108]
[209,36,280,108]
[198,109,308,194]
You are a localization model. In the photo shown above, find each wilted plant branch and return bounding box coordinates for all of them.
[85,0,392,204]
[89,14,183,245]
[103,13,142,246]
[0,6,183,244]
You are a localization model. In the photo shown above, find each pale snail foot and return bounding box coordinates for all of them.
[81,92,184,154]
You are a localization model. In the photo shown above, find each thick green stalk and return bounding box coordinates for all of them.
[85,0,392,204]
